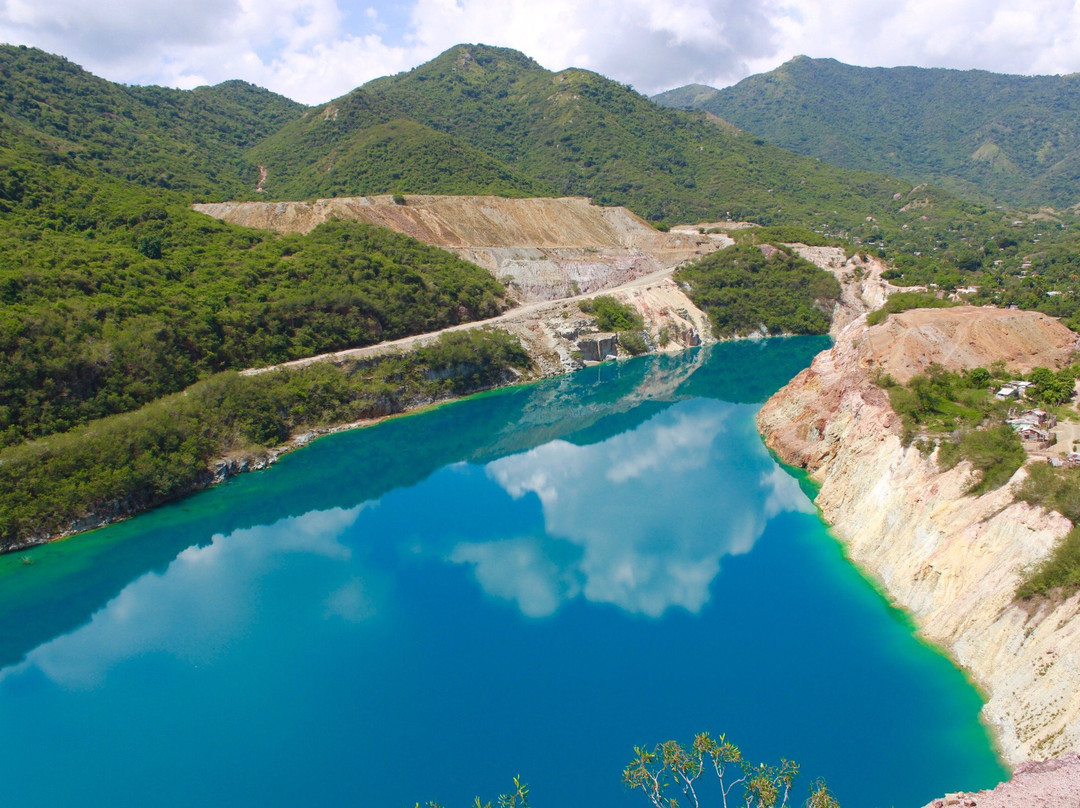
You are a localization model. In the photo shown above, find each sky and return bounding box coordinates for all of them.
[1,0,1079,104]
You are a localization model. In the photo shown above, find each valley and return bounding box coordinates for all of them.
[4,35,1080,806]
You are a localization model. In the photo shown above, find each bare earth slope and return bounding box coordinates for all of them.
[758,307,1080,766]
[865,307,1080,384]
[194,195,726,301]
[925,753,1080,808]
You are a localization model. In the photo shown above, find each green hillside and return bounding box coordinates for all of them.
[250,114,552,198]
[6,41,1080,547]
[0,44,304,197]
[256,41,1052,283]
[651,83,720,110]
[0,46,514,451]
[277,44,1080,321]
[257,44,920,227]
[654,56,1080,209]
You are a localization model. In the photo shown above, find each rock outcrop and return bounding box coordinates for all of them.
[924,753,1080,808]
[758,307,1080,765]
[789,245,896,335]
[576,333,618,363]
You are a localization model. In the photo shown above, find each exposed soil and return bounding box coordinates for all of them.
[862,306,1080,384]
[925,753,1080,808]
[194,194,729,302]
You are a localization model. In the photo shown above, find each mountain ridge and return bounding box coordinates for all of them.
[653,55,1080,208]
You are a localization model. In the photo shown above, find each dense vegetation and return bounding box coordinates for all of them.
[0,43,525,456]
[652,57,1080,329]
[0,44,303,198]
[1015,464,1080,598]
[13,40,1080,327]
[578,295,648,355]
[8,40,1080,551]
[675,243,841,337]
[348,47,1080,329]
[937,425,1028,495]
[248,116,552,199]
[256,44,963,234]
[871,223,1080,334]
[578,295,644,331]
[0,170,510,447]
[0,330,531,552]
[655,56,1080,209]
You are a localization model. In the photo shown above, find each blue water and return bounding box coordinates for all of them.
[0,340,1006,807]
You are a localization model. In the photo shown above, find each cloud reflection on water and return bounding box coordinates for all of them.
[0,398,815,692]
[0,505,365,690]
[453,400,813,618]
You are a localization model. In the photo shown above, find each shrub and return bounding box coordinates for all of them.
[675,243,840,338]
[937,425,1025,494]
[578,296,644,332]
[1017,526,1080,599]
[1015,463,1080,523]
[618,330,648,356]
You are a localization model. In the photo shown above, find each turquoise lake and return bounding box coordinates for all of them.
[0,339,1007,807]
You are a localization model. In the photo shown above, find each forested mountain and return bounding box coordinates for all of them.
[3,40,1078,454]
[0,45,511,449]
[653,56,1080,209]
[4,40,1080,447]
[0,44,304,197]
[255,44,1080,323]
[4,40,1080,546]
[254,43,921,227]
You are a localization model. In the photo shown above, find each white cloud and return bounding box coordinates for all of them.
[405,0,783,92]
[2,0,1078,105]
[0,0,415,103]
[751,0,1080,81]
[449,536,583,617]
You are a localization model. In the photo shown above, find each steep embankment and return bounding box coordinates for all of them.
[194,195,725,302]
[758,307,1080,765]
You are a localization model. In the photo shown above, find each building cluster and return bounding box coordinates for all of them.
[994,380,1036,401]
[1006,406,1056,443]
[1049,451,1080,468]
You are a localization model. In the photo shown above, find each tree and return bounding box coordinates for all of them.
[1027,365,1077,406]
[965,367,991,388]
[623,733,840,808]
[414,776,529,808]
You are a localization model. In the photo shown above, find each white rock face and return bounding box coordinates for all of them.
[758,308,1080,765]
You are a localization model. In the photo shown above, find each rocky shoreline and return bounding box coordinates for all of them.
[924,753,1080,807]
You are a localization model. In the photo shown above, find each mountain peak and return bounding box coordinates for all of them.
[416,43,545,77]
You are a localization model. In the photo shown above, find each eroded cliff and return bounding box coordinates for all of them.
[758,307,1080,765]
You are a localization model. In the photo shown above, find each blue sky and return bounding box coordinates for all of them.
[1,0,1079,104]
